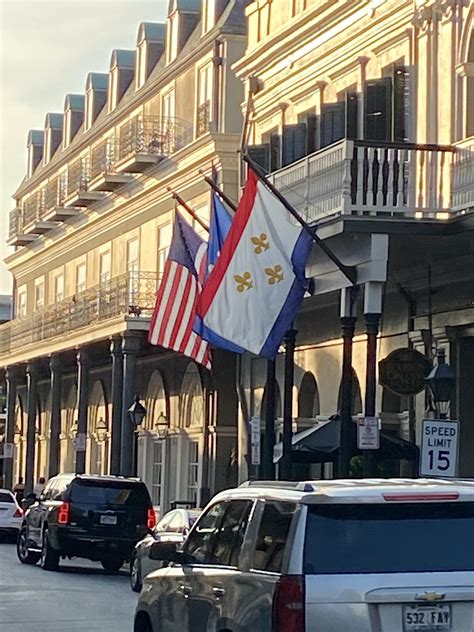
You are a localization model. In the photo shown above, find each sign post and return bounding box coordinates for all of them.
[357,416,380,450]
[250,416,261,466]
[420,419,459,478]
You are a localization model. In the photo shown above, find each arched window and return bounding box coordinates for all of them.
[298,372,320,418]
[180,363,204,428]
[337,368,363,415]
[88,380,109,475]
[145,370,167,431]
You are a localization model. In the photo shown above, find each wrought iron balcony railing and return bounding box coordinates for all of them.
[0,271,159,357]
[66,156,91,198]
[117,115,193,163]
[196,101,211,137]
[45,174,67,212]
[23,189,46,227]
[8,208,23,240]
[91,138,119,180]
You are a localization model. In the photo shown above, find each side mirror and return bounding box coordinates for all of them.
[149,541,185,564]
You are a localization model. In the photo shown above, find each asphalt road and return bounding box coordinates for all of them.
[0,542,138,631]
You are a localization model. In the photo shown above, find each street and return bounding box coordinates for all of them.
[0,543,137,631]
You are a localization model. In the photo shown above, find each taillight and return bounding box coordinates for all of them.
[58,502,70,525]
[272,575,305,632]
[383,492,459,502]
[13,508,23,518]
[147,508,156,529]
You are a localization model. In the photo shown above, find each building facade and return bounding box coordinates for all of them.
[1,0,247,511]
[233,0,474,479]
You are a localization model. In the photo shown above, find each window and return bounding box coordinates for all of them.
[212,500,253,567]
[34,278,45,310]
[136,43,147,90]
[187,441,199,504]
[251,501,297,573]
[202,0,215,33]
[364,78,392,141]
[157,222,172,279]
[100,251,111,285]
[162,88,175,120]
[151,441,163,506]
[127,238,139,303]
[85,90,94,131]
[183,501,227,563]
[167,14,179,63]
[197,63,213,136]
[17,289,27,318]
[75,263,86,294]
[108,69,118,113]
[54,273,64,303]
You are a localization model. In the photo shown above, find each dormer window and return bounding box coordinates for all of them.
[166,0,200,65]
[63,95,85,149]
[43,113,63,165]
[84,73,108,131]
[108,50,136,113]
[167,12,180,64]
[27,130,44,178]
[136,23,165,90]
[202,0,215,34]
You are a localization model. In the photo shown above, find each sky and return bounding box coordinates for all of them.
[0,0,168,295]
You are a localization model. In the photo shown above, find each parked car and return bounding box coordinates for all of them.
[130,507,201,592]
[134,478,474,632]
[0,489,22,541]
[17,473,155,572]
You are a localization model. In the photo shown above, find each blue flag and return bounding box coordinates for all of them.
[207,194,233,276]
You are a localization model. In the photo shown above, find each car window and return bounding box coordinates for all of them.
[40,479,57,501]
[69,480,151,507]
[183,501,227,563]
[51,478,69,501]
[167,512,184,533]
[0,492,14,503]
[212,500,253,567]
[251,501,297,573]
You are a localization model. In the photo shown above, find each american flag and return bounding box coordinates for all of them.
[148,211,211,369]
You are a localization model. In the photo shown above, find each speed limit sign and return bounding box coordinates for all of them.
[420,419,459,478]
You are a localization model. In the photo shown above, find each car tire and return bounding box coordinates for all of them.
[101,557,123,573]
[40,528,60,571]
[130,553,143,592]
[16,527,41,565]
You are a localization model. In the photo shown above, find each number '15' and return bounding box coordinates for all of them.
[428,450,450,470]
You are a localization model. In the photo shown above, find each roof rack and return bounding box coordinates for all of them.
[239,481,317,492]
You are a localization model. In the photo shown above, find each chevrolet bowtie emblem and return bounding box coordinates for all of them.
[415,592,446,603]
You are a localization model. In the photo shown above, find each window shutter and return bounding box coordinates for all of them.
[346,92,358,140]
[281,124,307,167]
[270,133,281,171]
[320,102,345,148]
[364,78,392,141]
[306,113,319,153]
[247,144,271,173]
[393,66,412,142]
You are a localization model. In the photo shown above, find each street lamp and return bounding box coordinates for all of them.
[128,395,147,429]
[155,411,169,439]
[425,348,456,420]
[96,417,108,443]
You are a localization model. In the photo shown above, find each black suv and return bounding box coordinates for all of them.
[17,474,155,572]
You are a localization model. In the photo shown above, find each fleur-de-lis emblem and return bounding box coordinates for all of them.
[234,272,253,292]
[251,233,270,254]
[265,265,284,285]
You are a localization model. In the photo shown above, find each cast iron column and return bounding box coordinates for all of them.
[25,362,39,494]
[48,355,62,478]
[75,350,89,474]
[4,367,19,490]
[110,335,123,475]
[120,332,141,476]
[363,312,381,478]
[280,329,297,481]
[263,358,276,480]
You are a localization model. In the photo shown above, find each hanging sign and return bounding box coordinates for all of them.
[250,416,261,466]
[357,416,380,450]
[379,348,431,396]
[420,419,459,478]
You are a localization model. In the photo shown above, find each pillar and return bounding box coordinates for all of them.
[110,335,123,476]
[75,350,89,474]
[338,287,358,478]
[280,328,297,481]
[262,358,276,480]
[25,362,39,494]
[4,367,19,490]
[48,355,62,478]
[120,332,141,476]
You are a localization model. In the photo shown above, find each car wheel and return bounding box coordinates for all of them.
[101,557,123,573]
[16,527,40,565]
[40,528,60,571]
[130,553,142,592]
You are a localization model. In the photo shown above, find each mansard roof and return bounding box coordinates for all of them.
[110,49,136,69]
[86,72,109,91]
[137,22,166,44]
[45,113,64,129]
[64,94,85,110]
[27,130,44,146]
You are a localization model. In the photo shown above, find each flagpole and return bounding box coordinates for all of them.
[167,188,210,233]
[199,170,238,213]
[242,154,357,286]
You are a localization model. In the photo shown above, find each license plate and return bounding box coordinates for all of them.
[404,605,451,630]
[100,514,117,525]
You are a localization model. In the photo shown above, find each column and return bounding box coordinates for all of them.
[338,287,358,478]
[120,332,141,476]
[25,362,39,494]
[110,336,123,475]
[363,282,383,478]
[262,358,276,480]
[75,349,89,474]
[4,367,19,491]
[280,328,297,481]
[48,355,62,478]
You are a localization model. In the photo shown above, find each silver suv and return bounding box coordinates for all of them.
[134,478,474,632]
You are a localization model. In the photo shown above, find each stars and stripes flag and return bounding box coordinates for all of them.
[148,210,211,369]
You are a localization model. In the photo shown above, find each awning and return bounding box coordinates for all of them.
[273,416,418,464]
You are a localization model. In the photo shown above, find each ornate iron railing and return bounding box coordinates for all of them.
[451,139,474,213]
[45,174,67,211]
[23,189,46,226]
[91,138,119,180]
[196,101,211,137]
[0,271,159,356]
[66,156,91,197]
[117,115,192,162]
[8,208,23,240]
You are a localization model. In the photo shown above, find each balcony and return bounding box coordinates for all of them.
[115,115,193,173]
[268,139,474,223]
[7,208,35,246]
[64,156,104,207]
[89,139,132,192]
[22,189,56,235]
[0,271,159,358]
[43,174,80,222]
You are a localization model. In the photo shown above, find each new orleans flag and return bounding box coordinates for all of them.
[195,168,312,358]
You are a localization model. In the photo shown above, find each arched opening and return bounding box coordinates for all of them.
[14,395,25,484]
[88,380,109,475]
[180,363,204,429]
[337,368,363,415]
[60,384,77,473]
[298,372,320,418]
[145,369,167,432]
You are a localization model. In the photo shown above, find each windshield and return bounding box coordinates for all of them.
[70,480,151,508]
[0,492,14,503]
[304,502,474,574]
